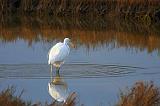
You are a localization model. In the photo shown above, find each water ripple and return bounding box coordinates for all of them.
[0,64,146,79]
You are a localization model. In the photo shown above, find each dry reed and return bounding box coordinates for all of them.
[0,86,77,106]
[0,0,160,20]
[117,81,160,106]
[0,82,160,106]
[0,86,30,106]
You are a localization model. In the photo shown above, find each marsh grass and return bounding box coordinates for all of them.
[0,82,160,106]
[0,86,77,106]
[117,81,160,106]
[0,86,31,106]
[0,0,160,19]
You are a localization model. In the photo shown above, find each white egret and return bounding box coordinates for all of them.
[48,38,72,76]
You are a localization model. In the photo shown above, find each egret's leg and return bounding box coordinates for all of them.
[56,67,60,75]
[50,65,52,81]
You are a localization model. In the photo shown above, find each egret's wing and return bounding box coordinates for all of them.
[48,42,63,62]
[48,44,61,58]
[48,42,70,65]
[58,45,69,59]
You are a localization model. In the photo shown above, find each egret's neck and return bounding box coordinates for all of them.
[63,41,68,46]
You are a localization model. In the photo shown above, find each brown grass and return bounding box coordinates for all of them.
[117,81,160,106]
[0,0,160,20]
[0,86,77,106]
[0,82,160,106]
[0,86,30,106]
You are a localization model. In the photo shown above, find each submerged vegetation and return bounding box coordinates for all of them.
[0,81,160,106]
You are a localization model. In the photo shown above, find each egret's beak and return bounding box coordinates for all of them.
[70,42,75,48]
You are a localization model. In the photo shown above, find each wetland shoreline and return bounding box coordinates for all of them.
[1,0,160,23]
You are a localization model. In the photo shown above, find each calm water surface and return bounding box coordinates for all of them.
[0,16,160,105]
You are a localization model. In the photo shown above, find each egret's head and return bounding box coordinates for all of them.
[64,38,70,45]
[64,38,75,48]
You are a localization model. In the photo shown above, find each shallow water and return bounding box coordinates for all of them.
[0,16,160,105]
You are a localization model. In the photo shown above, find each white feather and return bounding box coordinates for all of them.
[48,41,70,66]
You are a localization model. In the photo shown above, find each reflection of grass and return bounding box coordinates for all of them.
[117,81,160,106]
[0,16,160,53]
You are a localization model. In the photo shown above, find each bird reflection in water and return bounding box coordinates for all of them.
[48,71,77,106]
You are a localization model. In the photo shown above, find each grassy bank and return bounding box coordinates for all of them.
[0,0,160,22]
